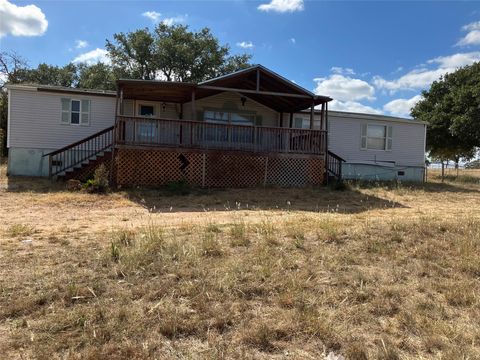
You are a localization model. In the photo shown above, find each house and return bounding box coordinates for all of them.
[5,65,426,187]
[294,110,427,181]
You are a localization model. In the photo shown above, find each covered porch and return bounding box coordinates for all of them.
[114,65,331,156]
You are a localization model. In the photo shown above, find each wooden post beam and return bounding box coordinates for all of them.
[320,102,325,131]
[191,89,196,121]
[310,101,315,130]
[198,85,315,99]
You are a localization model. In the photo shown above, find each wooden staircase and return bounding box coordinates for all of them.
[326,150,345,183]
[43,126,114,181]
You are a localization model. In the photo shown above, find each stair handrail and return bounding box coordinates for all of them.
[326,150,345,181]
[43,126,114,178]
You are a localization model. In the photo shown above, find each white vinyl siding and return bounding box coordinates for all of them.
[8,89,115,149]
[328,112,426,167]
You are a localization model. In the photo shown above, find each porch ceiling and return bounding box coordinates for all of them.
[117,65,332,113]
[117,80,196,103]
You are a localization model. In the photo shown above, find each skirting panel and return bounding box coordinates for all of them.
[115,149,325,188]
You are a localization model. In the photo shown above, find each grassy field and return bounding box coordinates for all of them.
[1,164,479,359]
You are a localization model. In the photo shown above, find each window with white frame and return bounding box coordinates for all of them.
[361,124,392,151]
[61,98,90,125]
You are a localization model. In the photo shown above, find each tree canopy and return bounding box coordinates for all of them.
[411,62,480,164]
[106,24,251,82]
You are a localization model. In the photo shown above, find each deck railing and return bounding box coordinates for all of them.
[44,126,114,177]
[116,116,326,155]
[326,150,345,181]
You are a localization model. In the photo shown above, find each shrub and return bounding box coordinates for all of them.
[84,164,109,193]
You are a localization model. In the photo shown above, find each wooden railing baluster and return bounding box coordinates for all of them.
[43,126,114,178]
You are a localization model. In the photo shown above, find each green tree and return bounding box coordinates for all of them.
[411,62,480,168]
[106,24,251,83]
[105,28,156,80]
[77,63,116,90]
[17,63,78,87]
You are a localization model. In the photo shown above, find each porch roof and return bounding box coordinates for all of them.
[117,64,332,113]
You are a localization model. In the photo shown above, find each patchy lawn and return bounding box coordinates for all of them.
[1,165,479,359]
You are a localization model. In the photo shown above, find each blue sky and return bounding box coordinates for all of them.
[1,0,480,117]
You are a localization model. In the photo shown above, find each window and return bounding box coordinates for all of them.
[203,110,255,143]
[294,117,310,129]
[361,124,392,151]
[139,104,155,117]
[61,98,90,125]
[231,113,255,126]
[204,111,229,124]
[204,110,255,125]
[71,100,80,124]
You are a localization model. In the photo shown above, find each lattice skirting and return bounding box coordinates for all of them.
[114,149,325,188]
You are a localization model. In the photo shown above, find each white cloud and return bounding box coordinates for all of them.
[383,95,422,117]
[142,11,186,25]
[236,41,254,49]
[457,30,480,47]
[373,68,447,92]
[0,71,8,86]
[0,0,48,37]
[162,15,187,26]
[75,40,88,49]
[329,100,383,115]
[313,74,375,102]
[142,11,161,22]
[72,48,110,65]
[373,51,480,92]
[289,37,296,44]
[457,21,480,46]
[330,66,355,75]
[258,0,304,13]
[427,51,480,68]
[463,21,480,31]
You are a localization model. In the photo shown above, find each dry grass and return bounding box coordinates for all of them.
[1,164,480,359]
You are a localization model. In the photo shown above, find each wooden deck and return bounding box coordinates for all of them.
[115,116,327,156]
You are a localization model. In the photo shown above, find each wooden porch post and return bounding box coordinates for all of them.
[325,102,329,150]
[256,68,260,91]
[110,87,121,187]
[324,101,329,185]
[310,100,315,129]
[191,89,196,121]
[320,103,325,131]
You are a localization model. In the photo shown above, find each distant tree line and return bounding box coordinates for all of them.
[0,24,252,154]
